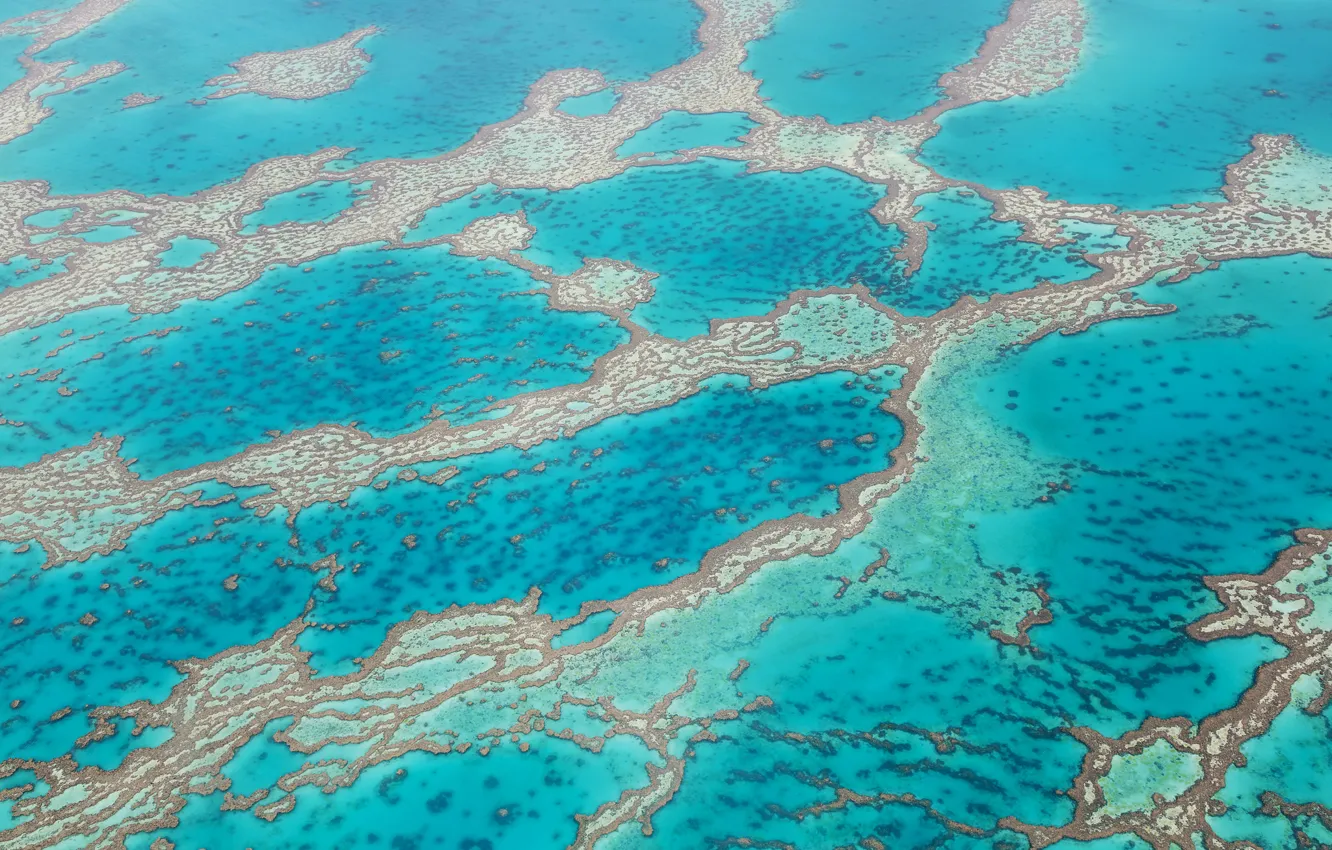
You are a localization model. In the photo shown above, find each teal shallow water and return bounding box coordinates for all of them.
[7,253,1320,843]
[0,243,623,474]
[239,180,370,232]
[618,256,1332,846]
[614,111,757,157]
[2,0,1331,846]
[0,496,303,763]
[971,256,1332,725]
[296,368,903,654]
[409,165,1125,335]
[410,160,907,338]
[882,187,1127,312]
[923,0,1332,208]
[4,0,701,194]
[744,0,1010,123]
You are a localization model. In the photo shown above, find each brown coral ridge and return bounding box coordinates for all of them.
[0,577,778,848]
[988,584,1053,650]
[36,31,1319,569]
[0,434,232,568]
[999,528,1332,850]
[775,764,990,839]
[0,0,132,143]
[435,209,658,323]
[936,0,1085,109]
[0,258,1173,571]
[121,92,161,109]
[1258,791,1332,842]
[0,0,1095,338]
[0,279,1171,846]
[0,283,903,561]
[0,278,1167,847]
[204,26,380,101]
[1,0,1330,845]
[2,68,1323,393]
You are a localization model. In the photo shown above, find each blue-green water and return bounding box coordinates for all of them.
[0,244,624,474]
[4,0,701,194]
[413,160,910,338]
[923,0,1332,208]
[614,111,756,157]
[745,0,1010,123]
[2,0,1330,847]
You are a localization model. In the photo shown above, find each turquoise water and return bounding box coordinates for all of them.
[923,0,1332,208]
[882,188,1128,313]
[971,257,1332,725]
[239,180,369,231]
[0,35,27,91]
[745,0,1010,123]
[984,256,1332,579]
[296,368,903,651]
[0,255,68,291]
[0,497,302,763]
[0,243,623,474]
[1,0,701,195]
[153,744,647,849]
[614,111,757,157]
[409,164,1130,335]
[650,600,1088,844]
[2,0,1330,847]
[631,256,1332,845]
[1212,676,1332,847]
[558,88,619,117]
[157,235,217,266]
[415,160,907,338]
[22,210,75,229]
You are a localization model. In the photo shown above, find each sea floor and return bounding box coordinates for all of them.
[1,0,1330,848]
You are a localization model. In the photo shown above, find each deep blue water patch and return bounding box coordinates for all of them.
[295,368,904,667]
[0,243,623,475]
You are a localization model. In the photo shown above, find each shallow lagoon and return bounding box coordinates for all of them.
[923,0,1332,208]
[4,0,701,194]
[1,0,1330,846]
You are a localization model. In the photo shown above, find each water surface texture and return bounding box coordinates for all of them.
[2,0,1331,848]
